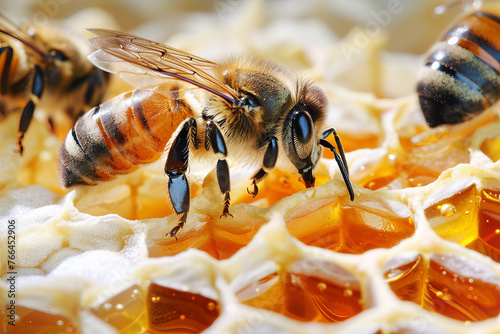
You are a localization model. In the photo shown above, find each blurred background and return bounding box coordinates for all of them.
[2,0,466,59]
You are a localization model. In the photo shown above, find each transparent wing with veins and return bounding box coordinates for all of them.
[87,28,239,104]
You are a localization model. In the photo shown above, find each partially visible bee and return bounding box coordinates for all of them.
[58,29,355,238]
[417,4,500,127]
[0,14,109,154]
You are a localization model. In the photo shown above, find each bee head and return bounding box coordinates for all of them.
[282,81,328,187]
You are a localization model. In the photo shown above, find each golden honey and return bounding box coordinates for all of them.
[146,283,219,334]
[90,285,147,334]
[286,197,414,253]
[3,305,78,334]
[237,269,363,323]
[424,185,479,246]
[385,253,500,322]
[469,189,500,262]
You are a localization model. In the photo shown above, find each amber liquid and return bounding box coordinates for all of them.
[424,185,479,246]
[385,253,500,322]
[355,154,441,191]
[286,197,414,254]
[146,201,267,260]
[2,305,78,334]
[90,285,147,334]
[480,136,500,162]
[87,283,220,334]
[470,189,500,262]
[146,283,219,333]
[238,270,363,323]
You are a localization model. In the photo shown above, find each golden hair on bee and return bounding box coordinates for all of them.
[59,28,355,239]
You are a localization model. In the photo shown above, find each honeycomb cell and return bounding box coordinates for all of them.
[468,189,500,262]
[231,167,330,208]
[146,283,220,334]
[356,154,440,190]
[89,285,147,334]
[3,305,78,334]
[236,260,364,323]
[286,196,414,253]
[321,131,380,156]
[424,185,479,246]
[384,253,500,322]
[480,136,500,162]
[147,204,268,260]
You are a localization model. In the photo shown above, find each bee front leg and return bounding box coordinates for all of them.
[17,65,44,156]
[165,118,197,239]
[320,128,354,201]
[247,137,278,197]
[205,120,232,218]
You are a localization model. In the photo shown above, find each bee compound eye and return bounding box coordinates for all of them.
[292,110,313,144]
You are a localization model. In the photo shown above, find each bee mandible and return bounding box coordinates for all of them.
[58,29,355,238]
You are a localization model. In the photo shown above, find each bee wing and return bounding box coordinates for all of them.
[0,13,50,59]
[87,28,239,104]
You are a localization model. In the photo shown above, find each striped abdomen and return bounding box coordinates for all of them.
[59,83,194,187]
[417,11,500,127]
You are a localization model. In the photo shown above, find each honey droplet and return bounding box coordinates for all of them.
[207,302,216,311]
[440,203,456,217]
[179,314,186,320]
[343,288,353,297]
[317,282,327,292]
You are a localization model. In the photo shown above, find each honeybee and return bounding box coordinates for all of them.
[417,7,500,127]
[59,29,355,238]
[0,14,109,155]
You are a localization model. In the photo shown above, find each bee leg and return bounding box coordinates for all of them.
[247,137,278,197]
[320,128,354,201]
[205,120,233,218]
[0,46,13,95]
[17,65,44,156]
[165,118,197,239]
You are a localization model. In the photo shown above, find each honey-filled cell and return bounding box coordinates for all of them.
[384,253,426,305]
[286,197,414,253]
[384,253,500,322]
[89,285,146,334]
[355,154,442,191]
[146,283,220,334]
[147,204,267,260]
[3,305,78,334]
[427,254,500,322]
[322,131,380,156]
[231,167,330,208]
[424,185,479,246]
[468,189,500,262]
[480,136,500,163]
[236,262,364,323]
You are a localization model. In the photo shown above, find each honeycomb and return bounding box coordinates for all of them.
[2,1,500,333]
